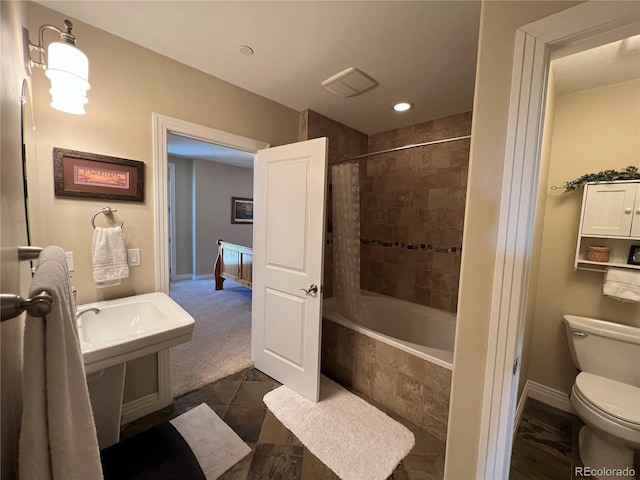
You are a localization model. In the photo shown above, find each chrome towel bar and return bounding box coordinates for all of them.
[18,245,43,261]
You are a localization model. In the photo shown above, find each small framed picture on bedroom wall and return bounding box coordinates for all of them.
[231,197,253,224]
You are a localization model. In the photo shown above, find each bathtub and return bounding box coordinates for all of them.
[321,290,455,441]
[322,290,455,370]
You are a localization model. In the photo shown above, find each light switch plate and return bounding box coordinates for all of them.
[65,251,74,272]
[127,248,141,267]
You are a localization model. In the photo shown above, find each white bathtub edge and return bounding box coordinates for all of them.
[323,309,454,371]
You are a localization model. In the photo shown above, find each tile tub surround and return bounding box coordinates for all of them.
[321,319,452,443]
[362,111,471,313]
[299,109,369,299]
[299,109,470,312]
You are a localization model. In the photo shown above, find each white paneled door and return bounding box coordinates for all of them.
[252,138,327,402]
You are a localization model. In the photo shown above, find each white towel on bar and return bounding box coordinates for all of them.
[603,267,640,303]
[92,226,129,288]
[19,246,103,480]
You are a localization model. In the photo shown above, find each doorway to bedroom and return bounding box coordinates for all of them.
[166,132,256,398]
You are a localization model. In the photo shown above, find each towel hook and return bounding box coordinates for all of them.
[91,207,124,230]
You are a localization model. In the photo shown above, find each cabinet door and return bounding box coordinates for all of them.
[632,187,640,238]
[581,183,637,236]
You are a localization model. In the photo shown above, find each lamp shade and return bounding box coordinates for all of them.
[45,41,90,114]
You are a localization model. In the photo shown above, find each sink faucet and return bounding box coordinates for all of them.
[76,307,101,327]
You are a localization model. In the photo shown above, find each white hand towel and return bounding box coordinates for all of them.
[92,226,129,288]
[603,267,640,303]
[19,246,103,480]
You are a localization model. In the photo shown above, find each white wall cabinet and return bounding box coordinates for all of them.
[575,181,640,272]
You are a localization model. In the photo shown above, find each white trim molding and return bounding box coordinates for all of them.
[121,393,162,425]
[152,113,269,403]
[513,381,574,437]
[526,381,573,415]
[478,2,640,479]
[153,113,269,294]
[120,350,172,424]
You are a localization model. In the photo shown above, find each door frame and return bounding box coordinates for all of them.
[167,162,177,281]
[477,2,640,478]
[151,113,269,406]
[153,113,269,293]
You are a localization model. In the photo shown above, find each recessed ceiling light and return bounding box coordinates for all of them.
[393,102,413,112]
[239,45,254,56]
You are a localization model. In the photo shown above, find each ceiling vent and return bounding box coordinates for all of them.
[321,67,378,98]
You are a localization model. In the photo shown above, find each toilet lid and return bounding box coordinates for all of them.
[575,373,640,426]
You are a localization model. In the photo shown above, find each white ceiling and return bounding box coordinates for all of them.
[168,133,254,169]
[36,2,639,166]
[553,35,640,96]
[36,0,482,135]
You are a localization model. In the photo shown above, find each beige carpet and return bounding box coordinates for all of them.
[263,376,415,480]
[170,279,253,397]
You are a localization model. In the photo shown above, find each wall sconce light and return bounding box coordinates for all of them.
[25,19,90,115]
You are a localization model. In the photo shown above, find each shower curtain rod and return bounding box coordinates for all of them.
[332,134,471,165]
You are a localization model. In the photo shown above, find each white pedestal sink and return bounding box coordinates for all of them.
[77,292,195,448]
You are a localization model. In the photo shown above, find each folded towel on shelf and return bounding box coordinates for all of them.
[92,226,129,288]
[603,267,640,303]
[19,246,103,480]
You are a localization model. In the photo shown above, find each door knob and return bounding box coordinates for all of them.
[300,284,318,295]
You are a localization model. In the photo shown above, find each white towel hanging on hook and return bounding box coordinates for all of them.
[92,226,129,288]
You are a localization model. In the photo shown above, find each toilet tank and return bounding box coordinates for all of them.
[563,315,640,387]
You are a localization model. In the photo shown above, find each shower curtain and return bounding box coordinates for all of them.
[331,162,365,323]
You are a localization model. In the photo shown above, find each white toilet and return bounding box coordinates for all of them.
[564,315,640,479]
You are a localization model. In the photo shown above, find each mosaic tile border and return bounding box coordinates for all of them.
[325,238,461,254]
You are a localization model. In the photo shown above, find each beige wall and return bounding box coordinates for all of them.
[27,3,298,403]
[194,160,253,276]
[528,78,640,395]
[445,2,581,478]
[170,156,254,278]
[169,156,194,276]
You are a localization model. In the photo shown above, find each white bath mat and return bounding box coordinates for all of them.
[101,403,250,479]
[263,376,415,480]
[170,403,251,479]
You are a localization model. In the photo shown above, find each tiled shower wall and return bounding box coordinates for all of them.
[299,109,470,312]
[362,112,471,312]
[299,109,368,298]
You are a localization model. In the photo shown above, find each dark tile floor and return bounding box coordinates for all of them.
[509,398,582,480]
[120,368,446,480]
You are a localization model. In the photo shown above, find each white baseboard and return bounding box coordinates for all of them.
[513,383,531,435]
[527,380,574,414]
[513,380,575,438]
[121,393,163,425]
[121,350,172,425]
[194,274,214,280]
